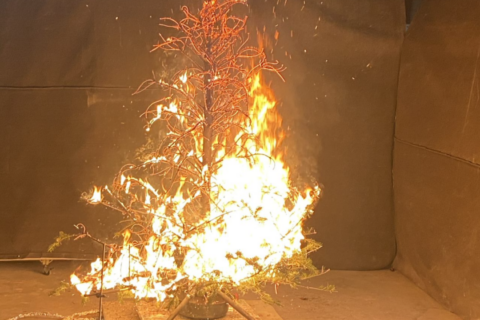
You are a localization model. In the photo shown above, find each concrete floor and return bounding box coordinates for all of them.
[0,261,461,320]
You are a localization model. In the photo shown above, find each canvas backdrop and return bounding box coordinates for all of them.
[0,0,404,271]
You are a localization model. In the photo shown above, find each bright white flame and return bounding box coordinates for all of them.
[89,187,102,203]
[179,72,188,84]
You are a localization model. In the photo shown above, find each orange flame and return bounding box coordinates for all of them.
[71,73,320,300]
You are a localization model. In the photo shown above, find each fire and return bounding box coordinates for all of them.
[89,187,102,203]
[180,74,318,284]
[74,73,319,299]
[69,0,321,304]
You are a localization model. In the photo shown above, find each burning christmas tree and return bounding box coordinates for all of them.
[53,0,323,318]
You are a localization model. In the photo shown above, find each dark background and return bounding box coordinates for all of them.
[393,0,480,319]
[0,0,478,319]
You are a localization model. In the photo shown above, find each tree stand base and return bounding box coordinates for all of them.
[178,295,229,319]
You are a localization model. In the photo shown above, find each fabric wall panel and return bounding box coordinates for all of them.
[0,88,161,258]
[394,141,480,319]
[0,0,95,87]
[394,0,480,318]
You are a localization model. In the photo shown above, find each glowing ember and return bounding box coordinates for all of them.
[68,0,322,304]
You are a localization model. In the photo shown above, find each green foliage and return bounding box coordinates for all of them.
[317,284,336,293]
[47,231,76,253]
[160,236,327,308]
[117,290,135,304]
[49,281,73,296]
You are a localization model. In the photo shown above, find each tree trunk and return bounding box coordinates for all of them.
[201,41,214,218]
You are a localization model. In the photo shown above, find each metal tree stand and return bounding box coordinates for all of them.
[165,291,257,320]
